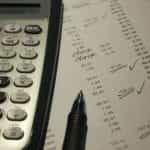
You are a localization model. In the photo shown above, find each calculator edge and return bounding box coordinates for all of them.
[24,0,63,150]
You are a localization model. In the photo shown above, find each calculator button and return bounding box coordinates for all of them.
[16,62,35,73]
[4,24,21,33]
[20,49,38,59]
[0,92,7,103]
[3,127,24,140]
[24,25,42,34]
[0,108,3,119]
[11,91,30,104]
[22,37,40,46]
[0,48,16,58]
[0,76,10,87]
[0,27,2,32]
[14,75,33,87]
[7,108,27,121]
[2,36,19,46]
[0,60,13,72]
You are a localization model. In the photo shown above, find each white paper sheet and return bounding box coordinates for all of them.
[44,0,150,149]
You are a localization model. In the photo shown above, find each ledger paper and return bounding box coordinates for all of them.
[44,0,150,149]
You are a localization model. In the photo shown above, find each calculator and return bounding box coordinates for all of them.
[0,0,63,149]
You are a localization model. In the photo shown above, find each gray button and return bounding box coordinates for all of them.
[0,92,7,103]
[0,27,2,32]
[11,91,30,104]
[0,60,13,72]
[2,36,19,46]
[4,24,21,33]
[0,76,10,87]
[14,75,33,87]
[25,25,42,34]
[3,127,24,140]
[0,48,16,58]
[0,108,3,119]
[22,37,40,46]
[7,108,27,121]
[16,62,35,73]
[20,49,38,59]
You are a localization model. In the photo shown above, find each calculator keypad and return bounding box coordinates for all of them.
[11,91,30,104]
[4,24,22,33]
[7,108,27,121]
[22,37,40,47]
[20,49,38,59]
[0,60,13,72]
[24,25,42,34]
[0,76,10,87]
[0,20,48,149]
[14,75,33,87]
[16,62,35,73]
[0,48,16,59]
[0,108,3,118]
[0,92,7,103]
[3,127,24,140]
[2,36,19,46]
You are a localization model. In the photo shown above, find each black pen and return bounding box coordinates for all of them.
[62,90,88,150]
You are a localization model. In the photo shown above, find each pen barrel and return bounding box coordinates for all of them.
[62,113,88,150]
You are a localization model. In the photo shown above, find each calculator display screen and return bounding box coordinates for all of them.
[0,0,41,4]
[0,0,50,16]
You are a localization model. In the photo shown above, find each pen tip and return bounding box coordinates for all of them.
[79,90,83,94]
[79,90,84,99]
[71,90,86,114]
[76,90,85,104]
